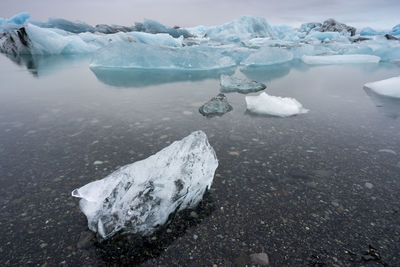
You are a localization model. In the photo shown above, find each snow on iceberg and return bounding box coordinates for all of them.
[220,74,266,94]
[301,54,381,64]
[364,76,400,98]
[90,42,236,70]
[72,131,218,239]
[246,92,308,117]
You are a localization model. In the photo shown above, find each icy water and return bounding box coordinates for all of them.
[0,54,399,266]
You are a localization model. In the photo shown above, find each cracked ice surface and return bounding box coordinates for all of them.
[71,131,218,239]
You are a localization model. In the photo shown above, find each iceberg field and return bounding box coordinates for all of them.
[246,92,309,117]
[1,12,400,69]
[364,76,400,98]
[72,131,218,239]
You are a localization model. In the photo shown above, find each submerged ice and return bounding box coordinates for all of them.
[220,75,266,94]
[1,12,400,68]
[72,131,218,239]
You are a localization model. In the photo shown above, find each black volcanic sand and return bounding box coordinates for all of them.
[0,55,399,266]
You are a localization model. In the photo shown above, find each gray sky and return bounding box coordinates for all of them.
[1,0,399,30]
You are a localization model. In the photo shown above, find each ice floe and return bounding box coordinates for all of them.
[302,55,381,65]
[246,92,309,117]
[72,131,218,239]
[364,76,400,98]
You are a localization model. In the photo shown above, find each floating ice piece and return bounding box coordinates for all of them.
[302,55,380,64]
[90,42,236,70]
[241,47,293,66]
[199,93,233,116]
[246,92,308,117]
[364,76,400,98]
[204,16,275,42]
[220,75,266,94]
[72,131,218,239]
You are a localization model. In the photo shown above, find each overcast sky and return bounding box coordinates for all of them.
[1,0,399,30]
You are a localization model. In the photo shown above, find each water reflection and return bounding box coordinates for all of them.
[240,60,308,82]
[364,86,400,119]
[1,53,89,77]
[90,67,235,88]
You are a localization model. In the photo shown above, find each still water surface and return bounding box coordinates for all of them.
[0,54,399,266]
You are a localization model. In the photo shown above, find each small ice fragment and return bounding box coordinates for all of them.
[365,182,374,189]
[302,55,381,65]
[199,94,233,117]
[246,92,308,117]
[72,131,218,239]
[220,75,266,94]
[364,76,400,98]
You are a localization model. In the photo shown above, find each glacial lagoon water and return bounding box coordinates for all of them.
[0,54,399,266]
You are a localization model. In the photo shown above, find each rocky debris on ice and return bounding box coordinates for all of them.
[72,131,218,239]
[199,93,233,116]
[220,74,266,94]
[320,19,356,36]
[246,92,308,117]
[364,76,400,98]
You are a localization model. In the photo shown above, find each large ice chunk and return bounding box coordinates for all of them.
[203,16,275,42]
[72,131,218,239]
[220,74,266,94]
[246,92,308,117]
[90,42,236,70]
[301,55,380,64]
[364,76,400,98]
